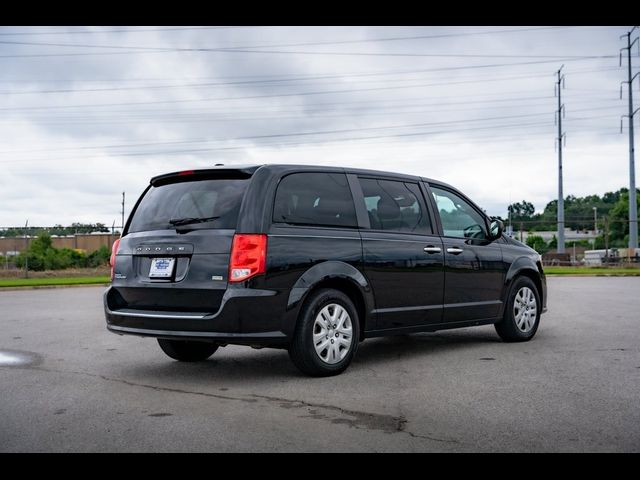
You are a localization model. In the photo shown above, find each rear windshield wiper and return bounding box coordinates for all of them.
[168,216,220,227]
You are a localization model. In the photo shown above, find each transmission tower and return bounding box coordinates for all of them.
[620,26,639,250]
[555,65,566,254]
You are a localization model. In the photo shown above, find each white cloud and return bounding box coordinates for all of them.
[0,26,634,226]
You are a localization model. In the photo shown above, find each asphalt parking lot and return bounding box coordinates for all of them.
[1,277,639,452]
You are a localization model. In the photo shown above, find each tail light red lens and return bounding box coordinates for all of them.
[110,238,121,281]
[229,234,267,283]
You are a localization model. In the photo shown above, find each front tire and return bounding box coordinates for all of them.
[289,288,360,377]
[157,339,219,362]
[495,276,541,342]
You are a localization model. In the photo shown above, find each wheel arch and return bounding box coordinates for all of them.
[287,261,374,341]
[503,258,544,313]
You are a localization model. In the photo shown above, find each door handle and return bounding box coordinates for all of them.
[447,247,464,255]
[423,246,442,254]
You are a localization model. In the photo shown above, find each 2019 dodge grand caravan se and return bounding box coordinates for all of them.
[105,164,546,376]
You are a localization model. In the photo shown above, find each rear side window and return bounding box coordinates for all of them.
[273,172,357,228]
[359,178,432,234]
[128,178,249,233]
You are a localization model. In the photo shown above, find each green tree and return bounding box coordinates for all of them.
[609,189,640,247]
[15,231,92,271]
[603,189,626,205]
[15,231,54,271]
[526,234,548,254]
[29,231,53,253]
[87,245,111,267]
[2,223,112,237]
[508,201,535,220]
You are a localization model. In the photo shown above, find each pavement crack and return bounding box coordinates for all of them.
[92,373,260,403]
[249,393,405,434]
[249,394,459,443]
[28,365,259,404]
[25,365,460,443]
[401,425,460,444]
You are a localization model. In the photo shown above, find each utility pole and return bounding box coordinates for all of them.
[605,216,610,262]
[520,222,524,243]
[620,26,639,250]
[121,192,125,231]
[24,219,29,278]
[555,65,566,254]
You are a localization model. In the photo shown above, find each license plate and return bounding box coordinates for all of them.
[149,257,175,278]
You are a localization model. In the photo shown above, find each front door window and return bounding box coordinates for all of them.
[430,186,487,240]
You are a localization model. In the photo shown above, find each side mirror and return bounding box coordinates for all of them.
[488,218,504,241]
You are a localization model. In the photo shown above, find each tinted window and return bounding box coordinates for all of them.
[128,178,249,233]
[359,178,432,234]
[273,172,357,228]
[430,185,487,239]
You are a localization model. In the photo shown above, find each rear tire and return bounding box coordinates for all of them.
[157,339,218,362]
[495,276,541,342]
[289,288,360,377]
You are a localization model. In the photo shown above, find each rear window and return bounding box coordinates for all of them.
[273,172,357,228]
[128,178,249,233]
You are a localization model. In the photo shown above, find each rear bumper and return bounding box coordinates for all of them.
[103,285,291,347]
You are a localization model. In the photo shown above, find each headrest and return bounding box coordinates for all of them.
[377,197,400,220]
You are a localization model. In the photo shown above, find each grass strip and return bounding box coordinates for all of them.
[544,267,640,276]
[0,276,110,288]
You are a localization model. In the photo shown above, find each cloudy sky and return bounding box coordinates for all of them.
[0,25,635,228]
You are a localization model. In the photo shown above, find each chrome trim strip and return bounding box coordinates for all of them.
[373,304,442,314]
[109,310,208,320]
[373,300,501,314]
[363,237,437,244]
[444,300,502,309]
[108,325,287,339]
[269,234,360,241]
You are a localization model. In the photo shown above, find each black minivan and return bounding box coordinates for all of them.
[105,164,546,376]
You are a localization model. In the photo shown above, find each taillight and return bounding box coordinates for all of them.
[110,238,121,281]
[229,234,267,283]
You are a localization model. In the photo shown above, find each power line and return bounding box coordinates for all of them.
[0,82,559,111]
[0,25,581,38]
[0,64,619,84]
[0,70,567,96]
[0,26,268,36]
[0,37,618,60]
[0,37,614,59]
[0,111,559,158]
[2,120,620,161]
[25,92,619,111]
[6,133,620,170]
[0,66,623,98]
[0,120,557,165]
[1,95,615,121]
[135,26,603,50]
[3,123,626,173]
[0,105,622,129]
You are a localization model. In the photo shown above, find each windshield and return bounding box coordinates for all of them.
[128,178,249,233]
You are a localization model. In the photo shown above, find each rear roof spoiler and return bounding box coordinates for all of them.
[150,165,262,187]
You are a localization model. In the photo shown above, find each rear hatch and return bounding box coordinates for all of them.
[107,168,255,315]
